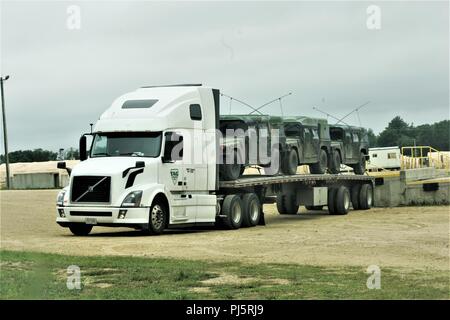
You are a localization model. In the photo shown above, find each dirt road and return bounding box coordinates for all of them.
[1,190,449,270]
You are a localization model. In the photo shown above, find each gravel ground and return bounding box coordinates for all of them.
[1,189,449,271]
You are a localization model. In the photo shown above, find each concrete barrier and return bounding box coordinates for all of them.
[374,168,450,207]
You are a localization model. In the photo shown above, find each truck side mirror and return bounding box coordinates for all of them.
[57,161,72,176]
[79,135,87,161]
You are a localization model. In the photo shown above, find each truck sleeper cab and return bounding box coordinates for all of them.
[57,85,220,235]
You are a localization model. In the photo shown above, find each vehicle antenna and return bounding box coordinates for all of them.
[89,123,93,134]
[221,93,262,115]
[312,106,351,126]
[335,101,370,125]
[249,92,292,115]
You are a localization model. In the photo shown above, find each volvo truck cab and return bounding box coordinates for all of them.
[57,85,220,235]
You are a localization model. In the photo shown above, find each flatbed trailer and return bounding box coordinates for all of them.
[216,173,375,227]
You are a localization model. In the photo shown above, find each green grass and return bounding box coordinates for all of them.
[0,250,448,299]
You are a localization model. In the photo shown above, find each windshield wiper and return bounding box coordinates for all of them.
[92,152,110,156]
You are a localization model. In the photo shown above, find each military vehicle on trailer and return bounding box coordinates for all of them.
[219,114,288,180]
[282,116,332,175]
[329,125,369,174]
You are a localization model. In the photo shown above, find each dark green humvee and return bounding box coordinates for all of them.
[218,115,333,180]
[282,116,332,174]
[329,125,369,174]
[219,114,284,180]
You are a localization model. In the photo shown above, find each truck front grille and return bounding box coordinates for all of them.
[71,176,111,203]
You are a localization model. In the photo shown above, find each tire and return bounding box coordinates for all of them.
[222,195,244,229]
[327,187,337,214]
[146,201,168,235]
[351,184,361,210]
[334,186,350,215]
[221,150,243,181]
[242,193,261,227]
[305,205,324,211]
[281,149,298,175]
[359,184,373,210]
[69,224,93,236]
[353,152,367,175]
[329,150,341,174]
[310,149,328,174]
[276,193,299,215]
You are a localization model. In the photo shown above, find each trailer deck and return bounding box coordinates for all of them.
[219,173,374,188]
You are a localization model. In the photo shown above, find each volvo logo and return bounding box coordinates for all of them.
[87,186,95,192]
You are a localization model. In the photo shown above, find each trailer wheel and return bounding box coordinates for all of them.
[359,184,373,210]
[220,150,243,181]
[281,148,298,175]
[69,224,93,236]
[351,184,361,210]
[329,150,341,174]
[334,186,350,215]
[276,193,299,215]
[305,205,324,211]
[222,195,243,229]
[353,152,367,175]
[327,187,337,214]
[242,193,261,227]
[310,149,328,174]
[145,201,168,235]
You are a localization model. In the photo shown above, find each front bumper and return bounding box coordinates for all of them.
[56,206,150,228]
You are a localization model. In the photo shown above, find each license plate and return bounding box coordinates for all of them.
[85,218,97,225]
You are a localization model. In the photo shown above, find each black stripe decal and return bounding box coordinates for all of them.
[125,168,144,188]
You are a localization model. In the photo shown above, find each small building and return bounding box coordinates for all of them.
[368,146,401,170]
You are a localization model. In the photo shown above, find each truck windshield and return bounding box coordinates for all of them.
[90,132,162,158]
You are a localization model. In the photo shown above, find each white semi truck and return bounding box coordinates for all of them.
[56,84,374,235]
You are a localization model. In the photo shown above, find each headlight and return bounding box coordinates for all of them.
[57,190,66,206]
[121,191,143,207]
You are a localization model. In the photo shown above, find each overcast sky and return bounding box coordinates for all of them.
[0,1,448,152]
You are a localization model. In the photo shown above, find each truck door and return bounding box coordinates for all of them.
[352,131,360,161]
[160,132,184,191]
[344,131,353,160]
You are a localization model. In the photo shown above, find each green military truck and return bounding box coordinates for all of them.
[282,116,331,174]
[329,125,369,174]
[219,114,285,180]
[219,115,334,179]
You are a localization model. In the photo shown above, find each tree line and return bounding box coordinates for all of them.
[367,117,449,151]
[0,148,79,164]
[1,117,449,164]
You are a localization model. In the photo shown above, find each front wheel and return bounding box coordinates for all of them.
[145,202,168,235]
[69,224,93,236]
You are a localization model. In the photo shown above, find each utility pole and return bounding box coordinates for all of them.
[1,75,11,189]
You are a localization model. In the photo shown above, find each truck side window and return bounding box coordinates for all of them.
[164,132,183,161]
[189,104,202,121]
[352,133,359,142]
